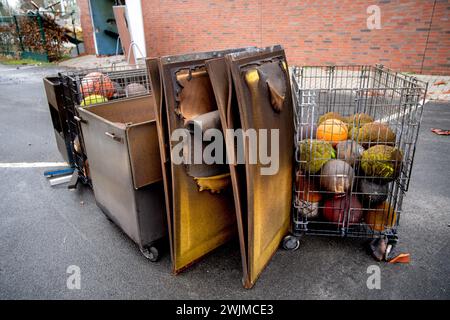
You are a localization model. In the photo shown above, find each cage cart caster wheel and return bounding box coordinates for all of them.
[283,235,300,251]
[140,246,159,262]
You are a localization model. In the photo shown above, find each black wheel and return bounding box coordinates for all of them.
[140,246,159,262]
[283,235,300,251]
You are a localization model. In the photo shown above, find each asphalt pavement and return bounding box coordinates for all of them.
[0,64,449,299]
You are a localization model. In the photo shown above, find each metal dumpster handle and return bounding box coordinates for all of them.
[105,132,123,142]
[74,116,87,124]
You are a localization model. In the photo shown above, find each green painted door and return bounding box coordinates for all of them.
[90,0,121,55]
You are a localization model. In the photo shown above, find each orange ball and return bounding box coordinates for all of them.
[316,119,348,145]
[98,79,115,99]
[365,201,398,232]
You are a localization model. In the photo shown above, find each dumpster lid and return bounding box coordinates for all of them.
[221,45,294,288]
[156,48,256,274]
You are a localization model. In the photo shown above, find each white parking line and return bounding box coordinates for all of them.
[0,66,38,72]
[0,162,68,168]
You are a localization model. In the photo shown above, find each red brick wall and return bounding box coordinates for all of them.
[79,0,449,75]
[77,0,95,55]
[141,0,449,75]
[422,0,450,74]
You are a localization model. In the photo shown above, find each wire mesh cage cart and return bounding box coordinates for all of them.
[283,65,428,252]
[59,65,151,187]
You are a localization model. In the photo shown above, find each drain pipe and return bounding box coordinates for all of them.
[420,0,437,74]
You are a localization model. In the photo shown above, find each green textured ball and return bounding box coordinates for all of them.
[360,145,403,181]
[318,112,346,124]
[345,113,374,131]
[353,122,396,147]
[299,139,336,174]
[348,126,359,140]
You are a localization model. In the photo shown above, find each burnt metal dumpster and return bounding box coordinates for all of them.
[77,95,166,260]
[146,48,255,274]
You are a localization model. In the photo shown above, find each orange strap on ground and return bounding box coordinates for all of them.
[388,253,411,264]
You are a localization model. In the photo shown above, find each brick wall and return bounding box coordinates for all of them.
[81,0,450,75]
[422,0,450,74]
[141,0,449,75]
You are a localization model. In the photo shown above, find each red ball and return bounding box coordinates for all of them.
[80,72,115,99]
[322,194,363,227]
[80,72,102,96]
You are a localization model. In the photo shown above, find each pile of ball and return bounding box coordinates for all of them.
[79,72,114,106]
[79,72,148,107]
[296,111,403,231]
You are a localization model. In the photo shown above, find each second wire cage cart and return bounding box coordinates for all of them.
[284,65,427,252]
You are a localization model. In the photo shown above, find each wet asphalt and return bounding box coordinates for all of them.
[0,64,448,299]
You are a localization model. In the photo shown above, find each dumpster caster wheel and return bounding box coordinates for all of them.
[141,246,159,262]
[283,235,300,251]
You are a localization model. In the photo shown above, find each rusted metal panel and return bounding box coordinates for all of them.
[148,48,255,274]
[160,50,236,273]
[43,76,73,164]
[207,46,294,288]
[146,57,175,263]
[43,76,63,110]
[205,57,250,285]
[127,122,162,189]
[113,6,135,64]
